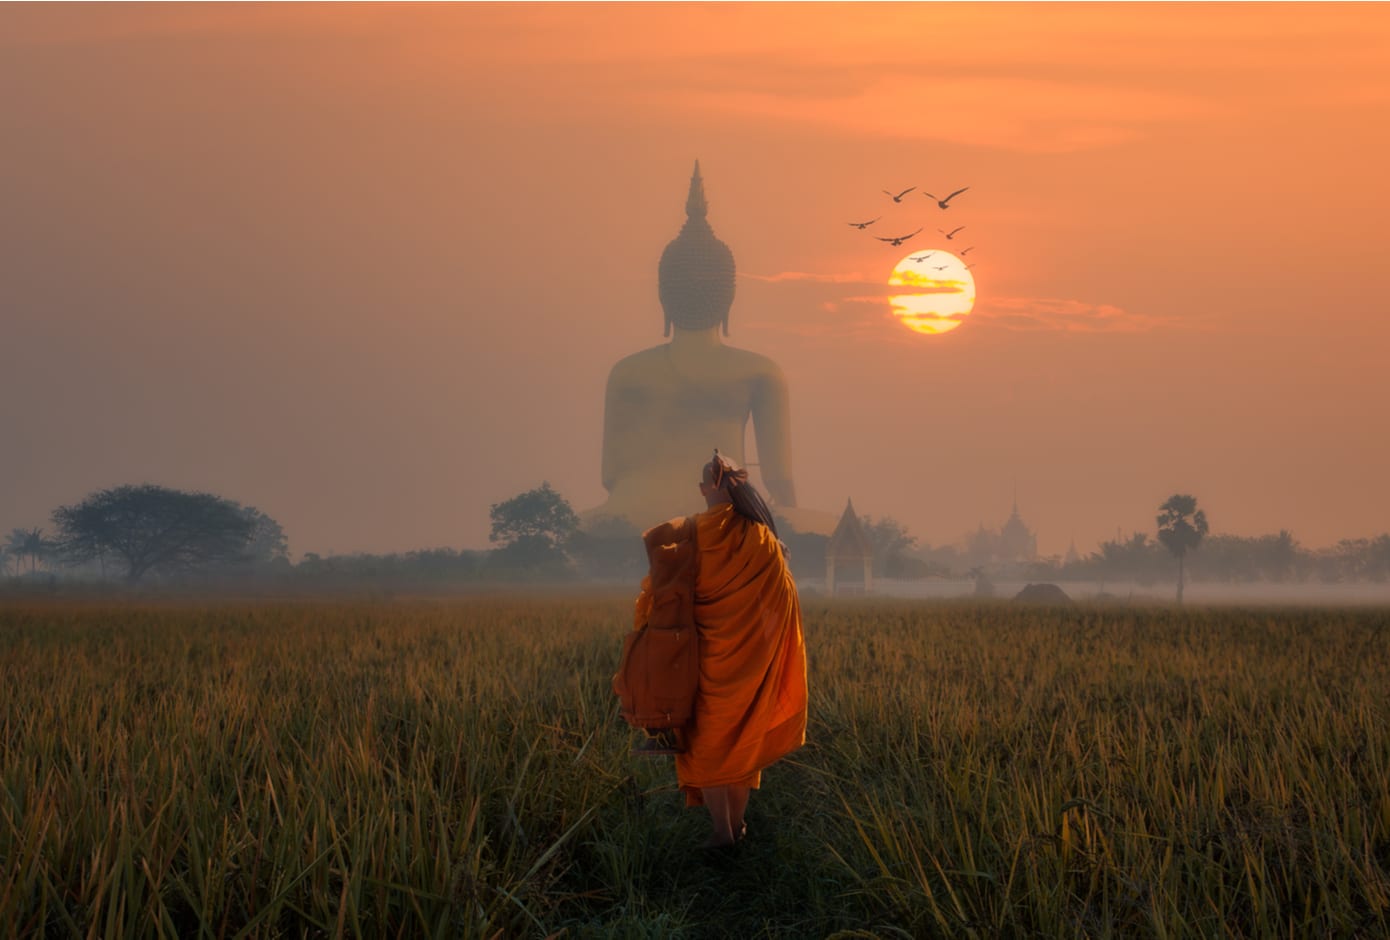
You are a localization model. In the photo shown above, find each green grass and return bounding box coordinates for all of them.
[2,597,1388,937]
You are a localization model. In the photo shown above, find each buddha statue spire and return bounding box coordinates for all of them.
[686,159,709,220]
[659,160,736,337]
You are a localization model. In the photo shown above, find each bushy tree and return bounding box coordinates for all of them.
[1330,535,1390,582]
[242,506,290,567]
[488,482,580,572]
[1157,494,1209,603]
[51,484,264,584]
[1076,532,1165,586]
[859,515,918,576]
[1194,531,1302,583]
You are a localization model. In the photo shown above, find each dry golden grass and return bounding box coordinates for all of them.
[1,596,1387,937]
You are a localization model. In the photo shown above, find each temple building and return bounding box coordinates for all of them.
[826,499,872,596]
[965,496,1038,567]
[999,497,1038,563]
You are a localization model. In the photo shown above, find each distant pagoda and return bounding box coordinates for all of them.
[826,498,873,595]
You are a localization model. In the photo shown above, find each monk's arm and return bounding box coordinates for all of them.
[751,367,797,507]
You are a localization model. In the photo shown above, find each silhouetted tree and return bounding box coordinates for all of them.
[4,529,27,575]
[1362,534,1390,582]
[859,515,918,576]
[5,527,50,574]
[51,484,259,584]
[1262,529,1299,582]
[488,482,580,571]
[286,547,485,590]
[241,507,290,567]
[1078,532,1164,585]
[1329,534,1390,582]
[1157,494,1208,603]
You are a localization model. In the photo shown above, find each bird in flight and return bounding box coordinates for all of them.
[875,227,923,247]
[882,187,916,203]
[939,226,966,240]
[965,263,977,270]
[847,217,880,229]
[932,265,950,271]
[909,253,934,262]
[960,246,975,255]
[924,187,969,209]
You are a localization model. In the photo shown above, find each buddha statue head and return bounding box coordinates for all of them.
[658,161,736,337]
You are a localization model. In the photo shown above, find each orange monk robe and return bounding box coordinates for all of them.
[634,502,808,806]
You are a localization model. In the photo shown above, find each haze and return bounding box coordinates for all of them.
[3,3,1387,559]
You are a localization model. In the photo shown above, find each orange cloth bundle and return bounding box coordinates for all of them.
[633,502,807,807]
[614,515,701,731]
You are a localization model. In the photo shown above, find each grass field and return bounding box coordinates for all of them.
[2,596,1388,938]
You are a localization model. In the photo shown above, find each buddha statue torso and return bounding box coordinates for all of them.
[598,328,795,526]
[585,162,798,530]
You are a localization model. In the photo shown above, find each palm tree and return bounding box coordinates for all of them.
[1157,495,1208,604]
[5,528,32,576]
[5,527,51,574]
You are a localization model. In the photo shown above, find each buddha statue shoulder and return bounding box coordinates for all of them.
[587,163,797,530]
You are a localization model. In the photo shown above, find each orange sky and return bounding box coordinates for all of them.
[3,3,1388,558]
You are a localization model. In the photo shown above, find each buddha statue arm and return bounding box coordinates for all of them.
[751,368,796,507]
[600,365,643,494]
[600,371,625,493]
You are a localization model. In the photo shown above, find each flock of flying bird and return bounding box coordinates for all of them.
[847,185,978,271]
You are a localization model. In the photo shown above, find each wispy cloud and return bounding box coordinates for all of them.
[740,270,873,285]
[18,6,1384,154]
[657,75,1213,154]
[737,274,890,340]
[742,271,1169,339]
[972,297,1167,333]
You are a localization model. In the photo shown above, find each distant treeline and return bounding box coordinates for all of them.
[1028,531,1390,587]
[4,483,1388,592]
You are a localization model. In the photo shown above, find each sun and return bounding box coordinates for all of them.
[888,250,976,335]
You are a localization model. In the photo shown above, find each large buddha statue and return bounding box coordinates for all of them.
[585,162,801,530]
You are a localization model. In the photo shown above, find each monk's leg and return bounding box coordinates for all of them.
[728,786,751,840]
[700,787,736,847]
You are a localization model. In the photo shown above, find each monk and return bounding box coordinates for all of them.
[631,451,808,849]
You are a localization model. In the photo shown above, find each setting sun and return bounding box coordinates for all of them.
[888,251,976,335]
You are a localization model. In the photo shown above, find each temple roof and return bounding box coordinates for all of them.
[828,498,872,556]
[1002,508,1032,537]
[1002,491,1033,537]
